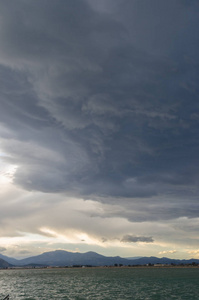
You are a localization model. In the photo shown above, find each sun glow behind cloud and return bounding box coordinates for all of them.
[39,228,93,245]
[0,155,18,185]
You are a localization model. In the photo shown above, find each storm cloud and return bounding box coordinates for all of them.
[0,0,199,258]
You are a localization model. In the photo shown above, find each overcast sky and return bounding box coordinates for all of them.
[0,0,199,259]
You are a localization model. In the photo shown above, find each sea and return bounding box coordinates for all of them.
[0,267,199,299]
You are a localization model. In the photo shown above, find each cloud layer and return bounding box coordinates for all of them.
[0,0,199,258]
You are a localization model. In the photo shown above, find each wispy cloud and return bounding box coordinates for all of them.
[159,250,177,255]
[0,247,7,252]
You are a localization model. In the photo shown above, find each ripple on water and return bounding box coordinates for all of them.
[0,268,199,299]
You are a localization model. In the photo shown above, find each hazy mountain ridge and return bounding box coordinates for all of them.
[0,251,199,267]
[127,256,199,265]
[16,250,131,267]
[0,258,13,268]
[0,253,19,265]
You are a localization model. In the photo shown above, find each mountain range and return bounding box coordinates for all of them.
[0,258,13,268]
[0,250,199,267]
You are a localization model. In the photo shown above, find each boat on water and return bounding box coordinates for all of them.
[3,295,9,300]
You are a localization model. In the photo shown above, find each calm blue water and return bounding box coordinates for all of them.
[0,267,199,299]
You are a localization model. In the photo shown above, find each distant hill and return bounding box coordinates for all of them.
[17,250,132,267]
[126,257,142,260]
[126,256,199,266]
[0,251,199,267]
[0,253,20,265]
[0,258,13,268]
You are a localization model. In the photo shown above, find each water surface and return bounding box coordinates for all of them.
[0,267,199,299]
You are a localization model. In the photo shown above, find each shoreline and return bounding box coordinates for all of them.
[1,265,199,271]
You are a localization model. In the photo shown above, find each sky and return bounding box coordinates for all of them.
[0,0,199,260]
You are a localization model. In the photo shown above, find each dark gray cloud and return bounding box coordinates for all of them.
[121,235,154,243]
[87,196,199,223]
[0,0,199,222]
[18,250,31,255]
